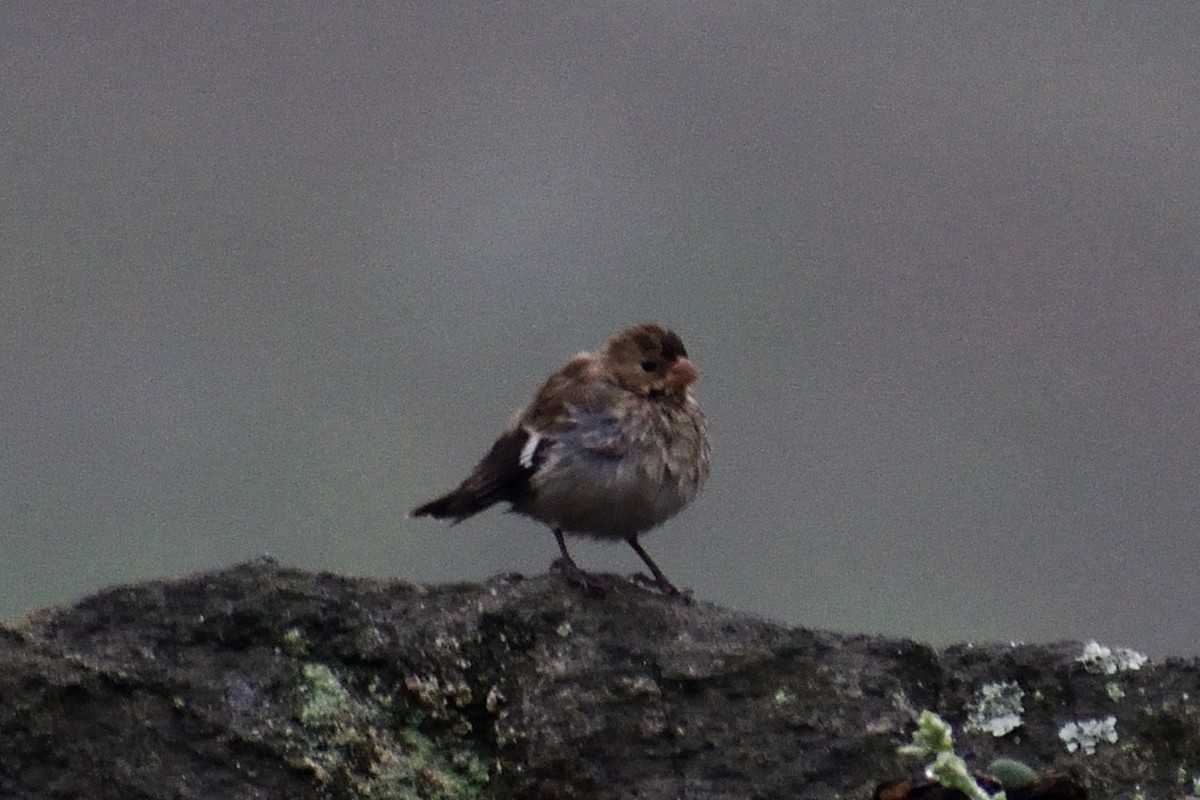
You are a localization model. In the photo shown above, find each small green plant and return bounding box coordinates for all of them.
[899,710,1005,800]
[986,758,1037,788]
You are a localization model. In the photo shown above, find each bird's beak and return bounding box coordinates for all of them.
[664,357,699,390]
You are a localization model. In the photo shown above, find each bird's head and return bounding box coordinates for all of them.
[604,323,699,399]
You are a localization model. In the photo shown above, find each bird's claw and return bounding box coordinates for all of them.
[628,572,694,603]
[551,557,607,597]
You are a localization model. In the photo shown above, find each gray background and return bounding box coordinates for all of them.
[4,4,1197,655]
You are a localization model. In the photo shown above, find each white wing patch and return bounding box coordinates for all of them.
[519,431,542,470]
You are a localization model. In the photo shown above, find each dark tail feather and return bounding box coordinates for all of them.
[410,488,497,522]
[411,428,537,522]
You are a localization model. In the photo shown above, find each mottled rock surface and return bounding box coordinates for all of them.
[0,560,1197,799]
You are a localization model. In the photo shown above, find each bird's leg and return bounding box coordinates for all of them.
[625,537,690,601]
[551,529,606,596]
[553,528,578,567]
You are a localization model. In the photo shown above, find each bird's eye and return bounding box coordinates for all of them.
[640,360,657,373]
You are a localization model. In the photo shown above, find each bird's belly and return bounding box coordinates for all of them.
[519,459,694,540]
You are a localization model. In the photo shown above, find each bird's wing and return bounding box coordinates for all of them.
[412,357,631,521]
[521,367,627,461]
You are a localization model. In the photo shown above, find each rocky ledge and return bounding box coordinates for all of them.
[1,559,1197,799]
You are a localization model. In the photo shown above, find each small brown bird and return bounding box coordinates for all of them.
[411,323,710,596]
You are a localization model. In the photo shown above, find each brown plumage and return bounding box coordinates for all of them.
[411,323,710,596]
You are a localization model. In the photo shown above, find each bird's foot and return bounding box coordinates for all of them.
[628,572,694,604]
[551,557,607,597]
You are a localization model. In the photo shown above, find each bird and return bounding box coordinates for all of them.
[411,323,710,597]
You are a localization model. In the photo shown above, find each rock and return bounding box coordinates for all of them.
[0,559,1197,799]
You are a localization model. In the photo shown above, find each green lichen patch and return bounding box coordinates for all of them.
[372,726,491,800]
[298,662,354,727]
[1077,640,1147,675]
[1058,716,1118,755]
[281,626,311,657]
[286,661,491,799]
[964,680,1024,737]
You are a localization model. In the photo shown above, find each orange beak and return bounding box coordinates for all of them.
[664,357,699,390]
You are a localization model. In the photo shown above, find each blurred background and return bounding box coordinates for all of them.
[3,4,1197,655]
